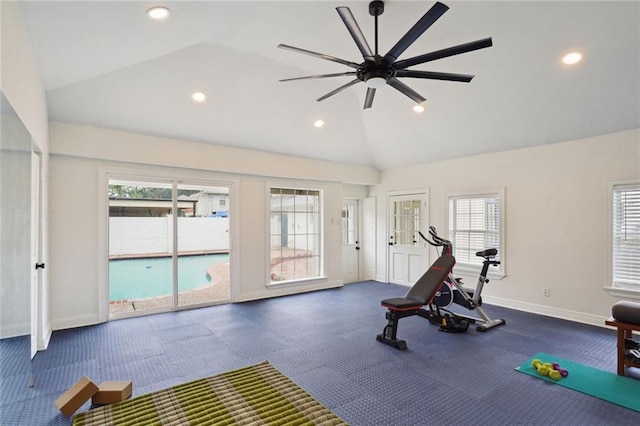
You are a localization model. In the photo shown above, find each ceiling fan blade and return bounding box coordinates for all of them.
[395,70,474,83]
[317,79,361,102]
[278,44,360,68]
[280,72,357,82]
[363,88,376,109]
[383,1,449,64]
[394,38,493,69]
[336,7,375,61]
[388,78,426,104]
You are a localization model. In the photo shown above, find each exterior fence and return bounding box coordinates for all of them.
[109,217,230,256]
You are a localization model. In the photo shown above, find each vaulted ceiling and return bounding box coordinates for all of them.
[18,1,640,170]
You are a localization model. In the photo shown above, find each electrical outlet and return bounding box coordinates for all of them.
[543,288,550,297]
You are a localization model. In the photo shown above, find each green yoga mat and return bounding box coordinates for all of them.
[516,352,640,412]
[73,361,347,425]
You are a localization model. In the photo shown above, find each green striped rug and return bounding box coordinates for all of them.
[73,361,347,425]
[516,352,640,412]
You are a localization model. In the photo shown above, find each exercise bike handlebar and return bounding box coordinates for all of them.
[418,231,448,248]
[418,227,451,248]
[420,227,500,262]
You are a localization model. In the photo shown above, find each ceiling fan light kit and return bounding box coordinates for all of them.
[278,1,492,110]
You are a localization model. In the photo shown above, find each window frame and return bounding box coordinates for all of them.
[606,179,640,298]
[445,188,505,278]
[267,185,325,287]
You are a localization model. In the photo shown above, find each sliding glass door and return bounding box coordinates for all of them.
[108,178,230,318]
[176,183,230,308]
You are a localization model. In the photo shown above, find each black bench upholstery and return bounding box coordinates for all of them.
[612,301,640,325]
[377,255,456,349]
[381,255,456,310]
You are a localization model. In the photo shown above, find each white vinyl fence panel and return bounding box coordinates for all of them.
[109,217,229,256]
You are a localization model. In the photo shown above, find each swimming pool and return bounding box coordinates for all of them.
[109,254,229,301]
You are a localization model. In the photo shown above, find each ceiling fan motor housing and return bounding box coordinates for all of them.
[357,56,396,85]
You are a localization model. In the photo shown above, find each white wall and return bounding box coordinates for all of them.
[0,122,31,337]
[370,129,640,326]
[361,197,377,281]
[48,123,377,329]
[50,123,639,329]
[1,1,51,349]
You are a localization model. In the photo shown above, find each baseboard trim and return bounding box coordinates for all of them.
[51,314,101,332]
[482,295,607,328]
[38,325,52,351]
[238,280,343,303]
[0,322,29,339]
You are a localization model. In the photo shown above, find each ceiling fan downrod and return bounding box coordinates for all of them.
[369,1,384,56]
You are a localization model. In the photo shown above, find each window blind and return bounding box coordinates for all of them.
[613,184,640,289]
[449,195,501,266]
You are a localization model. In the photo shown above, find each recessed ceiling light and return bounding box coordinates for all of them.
[314,119,324,128]
[191,92,206,102]
[146,6,170,21]
[413,104,425,113]
[562,52,582,65]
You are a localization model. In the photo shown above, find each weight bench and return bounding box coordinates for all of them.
[605,301,640,376]
[376,255,456,350]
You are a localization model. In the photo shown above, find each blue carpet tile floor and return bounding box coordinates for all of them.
[2,281,640,425]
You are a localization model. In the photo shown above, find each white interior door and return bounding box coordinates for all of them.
[388,194,428,286]
[341,199,360,283]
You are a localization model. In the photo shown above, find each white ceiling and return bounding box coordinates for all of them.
[18,1,640,170]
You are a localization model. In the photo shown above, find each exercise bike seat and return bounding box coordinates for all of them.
[476,248,497,258]
[381,255,456,310]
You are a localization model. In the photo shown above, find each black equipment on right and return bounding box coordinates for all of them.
[420,226,505,332]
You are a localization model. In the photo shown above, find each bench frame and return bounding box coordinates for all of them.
[605,317,640,376]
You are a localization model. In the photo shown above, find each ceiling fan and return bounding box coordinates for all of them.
[278,1,492,109]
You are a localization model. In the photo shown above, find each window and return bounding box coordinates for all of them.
[341,201,357,245]
[269,187,321,283]
[612,183,640,291]
[219,198,226,207]
[392,198,422,246]
[448,190,504,273]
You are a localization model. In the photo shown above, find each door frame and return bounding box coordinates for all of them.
[98,167,239,322]
[386,188,429,285]
[30,151,42,358]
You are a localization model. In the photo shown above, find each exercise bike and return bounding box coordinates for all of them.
[376,227,506,349]
[420,226,505,332]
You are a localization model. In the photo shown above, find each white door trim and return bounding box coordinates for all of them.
[30,151,41,358]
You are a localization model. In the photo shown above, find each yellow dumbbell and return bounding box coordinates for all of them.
[537,365,552,376]
[549,370,562,380]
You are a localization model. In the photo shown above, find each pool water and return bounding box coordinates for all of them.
[109,254,229,301]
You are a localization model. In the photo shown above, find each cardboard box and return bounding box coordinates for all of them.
[55,376,99,416]
[92,381,133,405]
